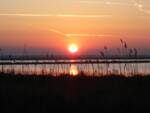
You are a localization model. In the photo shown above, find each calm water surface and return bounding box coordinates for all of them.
[0,59,150,76]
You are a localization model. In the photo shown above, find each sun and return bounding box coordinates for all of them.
[68,44,78,53]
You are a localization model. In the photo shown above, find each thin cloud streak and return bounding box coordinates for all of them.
[0,13,54,17]
[66,34,113,38]
[50,29,114,38]
[57,14,111,18]
[80,0,150,15]
[80,0,132,6]
[50,29,65,36]
[132,0,150,14]
[0,13,111,18]
[50,29,71,39]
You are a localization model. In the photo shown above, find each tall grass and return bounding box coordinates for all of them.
[0,40,148,77]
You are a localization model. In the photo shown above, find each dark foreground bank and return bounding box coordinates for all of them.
[0,73,150,113]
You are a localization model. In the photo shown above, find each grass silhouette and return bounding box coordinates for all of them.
[0,40,149,113]
[0,73,150,113]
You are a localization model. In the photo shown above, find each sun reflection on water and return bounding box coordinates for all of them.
[70,65,78,76]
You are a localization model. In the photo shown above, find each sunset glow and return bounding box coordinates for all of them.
[0,1,150,112]
[0,0,149,54]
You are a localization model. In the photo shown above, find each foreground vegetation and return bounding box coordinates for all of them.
[0,73,150,113]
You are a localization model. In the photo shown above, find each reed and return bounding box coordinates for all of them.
[0,40,147,77]
[0,48,4,73]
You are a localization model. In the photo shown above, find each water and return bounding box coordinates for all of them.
[0,59,150,76]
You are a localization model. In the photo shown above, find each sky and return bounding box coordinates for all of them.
[0,0,150,55]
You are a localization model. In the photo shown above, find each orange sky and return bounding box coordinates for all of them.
[0,0,150,54]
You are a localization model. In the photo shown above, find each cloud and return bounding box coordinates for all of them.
[80,0,150,15]
[50,29,114,38]
[80,0,131,6]
[50,29,72,39]
[132,0,150,14]
[57,14,111,18]
[50,29,65,36]
[66,34,112,38]
[0,13,111,18]
[0,13,54,17]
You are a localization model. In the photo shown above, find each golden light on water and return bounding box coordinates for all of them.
[70,65,78,76]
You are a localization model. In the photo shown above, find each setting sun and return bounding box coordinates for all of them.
[68,44,78,53]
